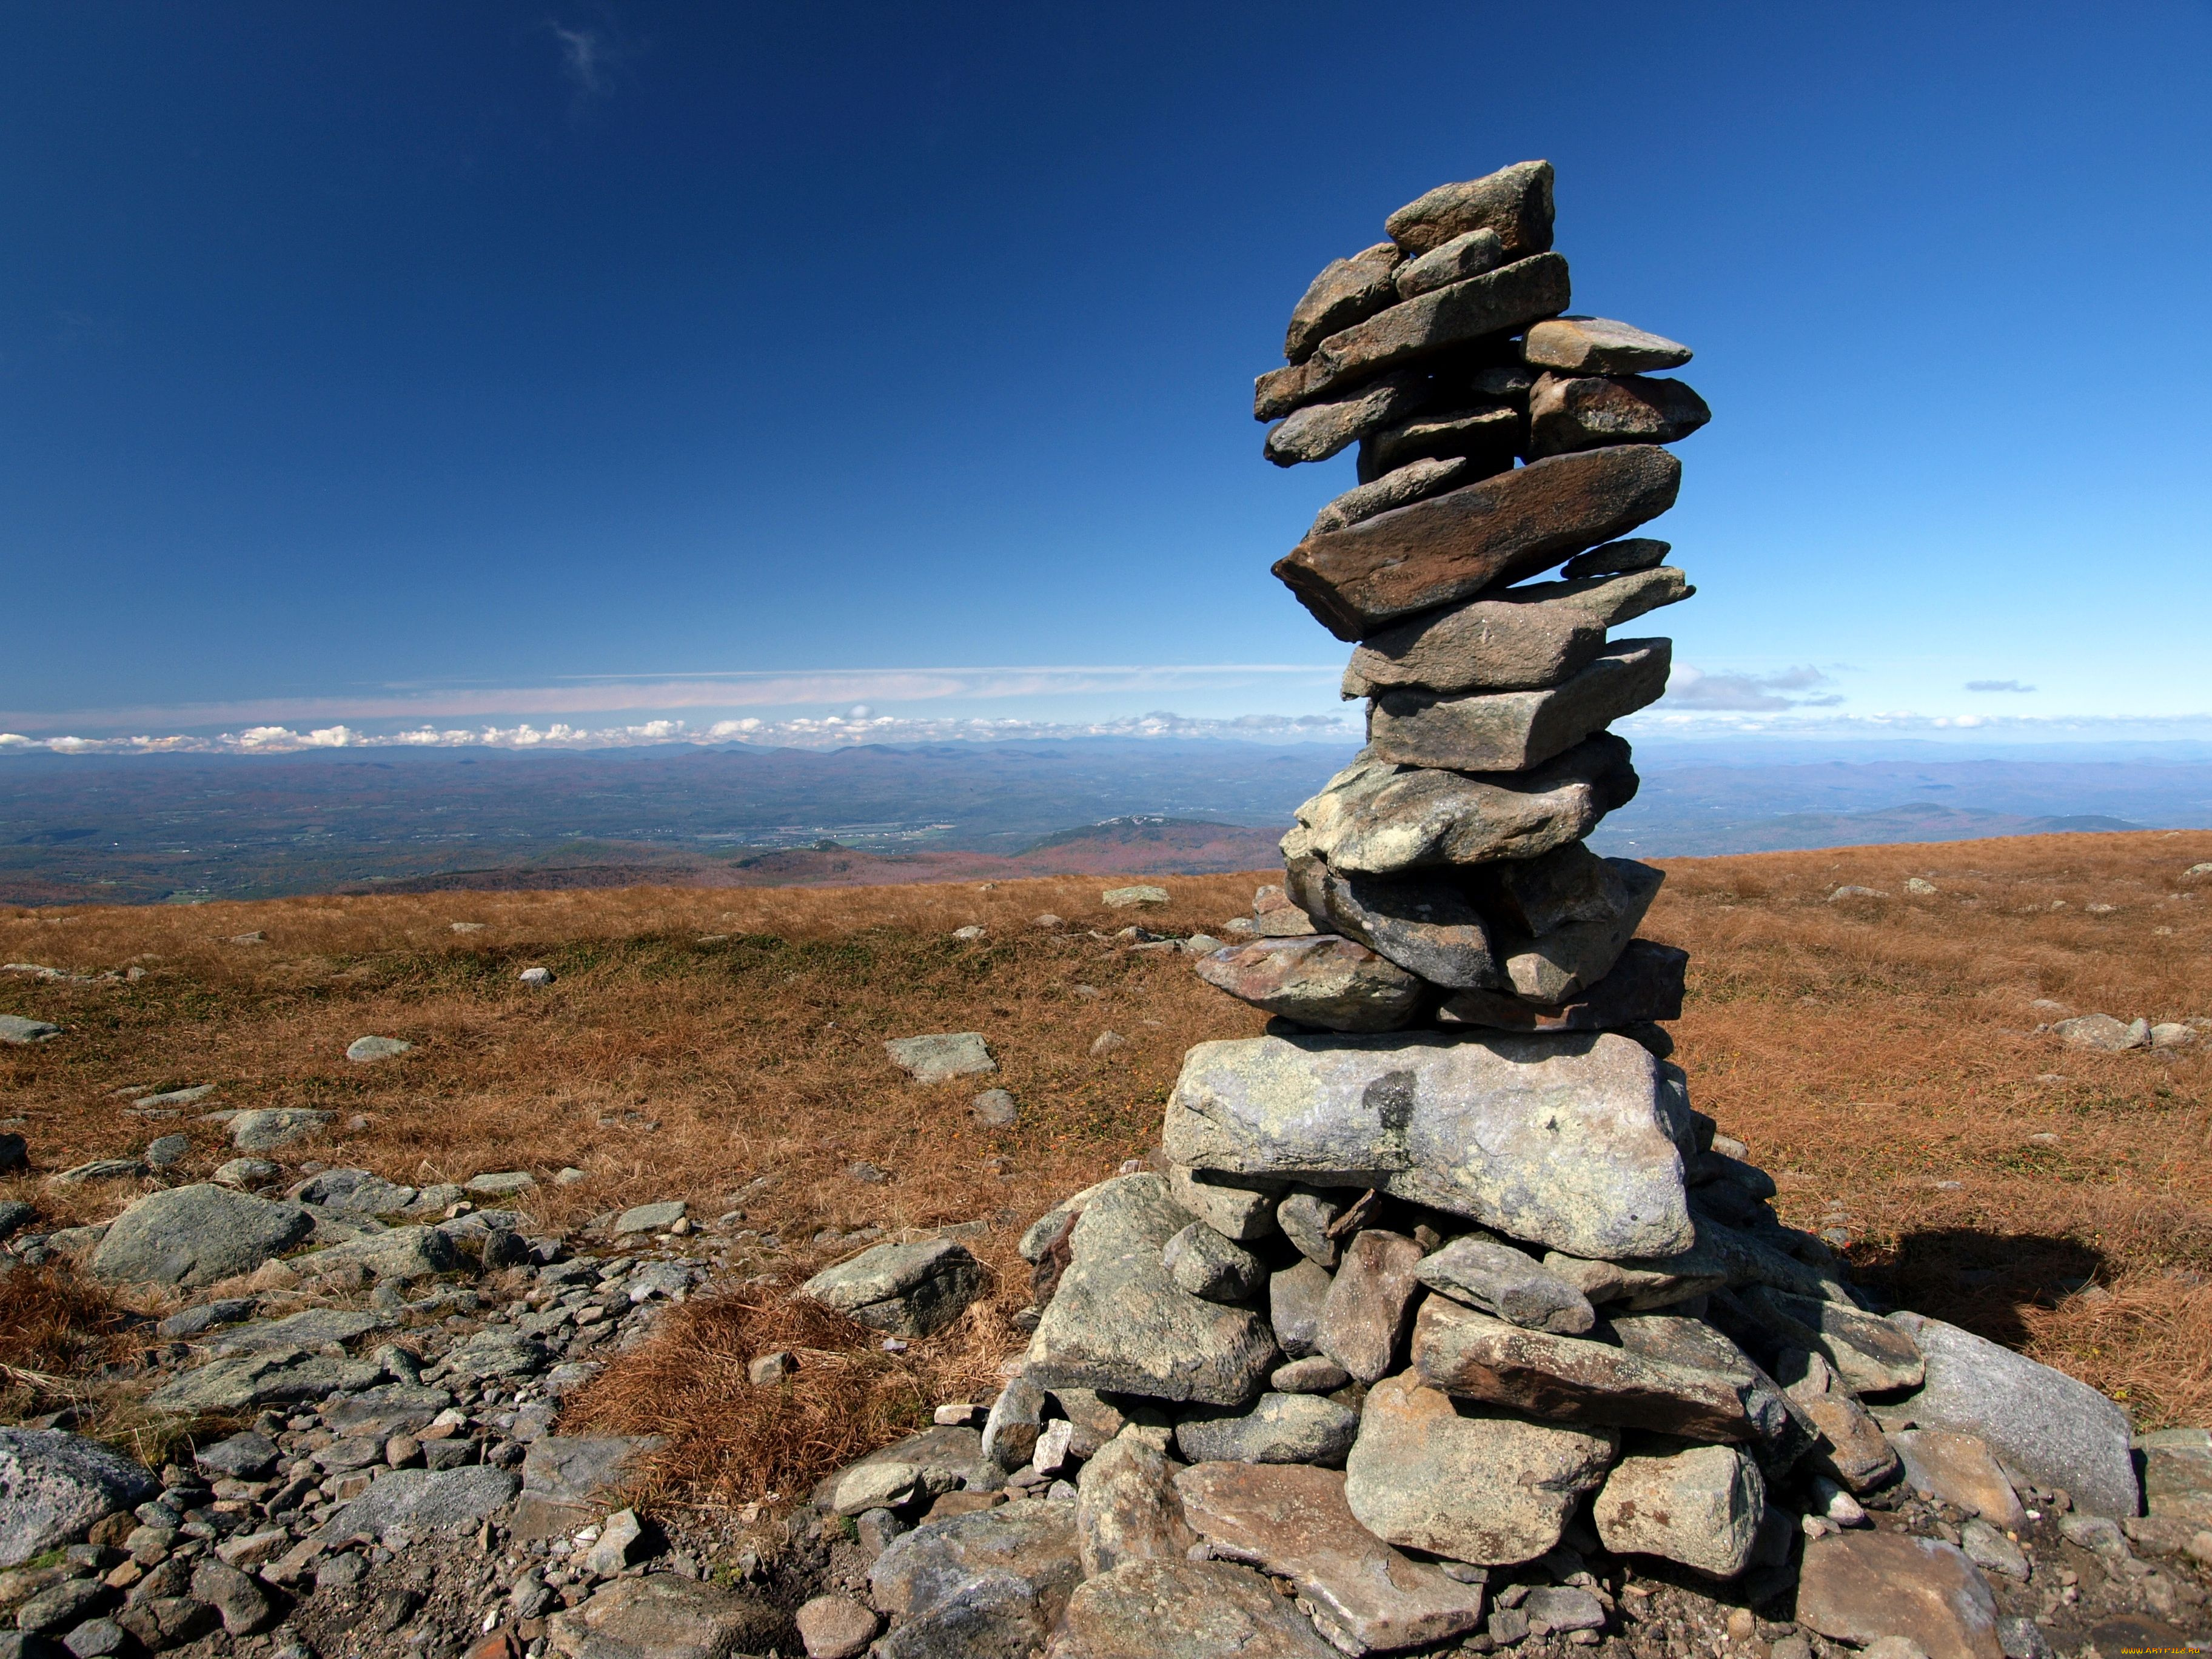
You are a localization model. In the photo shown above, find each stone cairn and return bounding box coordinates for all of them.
[825,163,2151,1659]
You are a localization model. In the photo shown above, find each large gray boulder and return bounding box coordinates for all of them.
[870,1500,1083,1659]
[89,1184,313,1289]
[1888,1312,2138,1517]
[1172,1461,1485,1655]
[1344,566,1691,698]
[1284,736,1638,877]
[1025,1175,1277,1406]
[800,1239,984,1338]
[1342,1374,1615,1567]
[1044,1558,1340,1659]
[1163,1031,1692,1259]
[290,1168,417,1216]
[0,1429,159,1567]
[1366,640,1673,775]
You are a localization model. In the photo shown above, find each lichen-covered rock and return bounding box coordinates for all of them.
[1413,1235,1595,1335]
[1044,1558,1341,1659]
[870,1500,1083,1659]
[1193,936,1425,1034]
[1164,1031,1692,1259]
[1074,1432,1196,1578]
[800,1239,984,1338]
[0,1429,160,1568]
[1342,1373,1616,1566]
[1174,1393,1359,1469]
[88,1184,313,1289]
[1591,1442,1765,1578]
[1795,1532,2004,1659]
[1026,1176,1277,1406]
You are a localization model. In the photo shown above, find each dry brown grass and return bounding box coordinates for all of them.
[566,1293,1021,1512]
[4,829,2210,1478]
[0,1265,137,1419]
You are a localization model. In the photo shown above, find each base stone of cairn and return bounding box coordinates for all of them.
[837,158,2157,1659]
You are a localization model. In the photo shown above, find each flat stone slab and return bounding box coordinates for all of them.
[212,1309,389,1353]
[1296,254,1570,406]
[0,1429,161,1569]
[1102,885,1170,908]
[1175,1393,1359,1468]
[1284,736,1638,877]
[1343,1373,1616,1567]
[148,1349,381,1414]
[801,1238,984,1338]
[1163,1031,1692,1260]
[1410,1301,1756,1439]
[1282,857,1500,991]
[1523,315,1692,375]
[812,1426,994,1513]
[1413,1236,1594,1335]
[1265,369,1429,466]
[1194,936,1424,1034]
[1527,372,1709,459]
[1344,566,1691,698]
[0,1014,61,1044]
[1738,1285,1923,1393]
[228,1108,332,1152]
[319,1467,520,1544]
[613,1201,686,1235]
[89,1183,314,1289]
[1272,446,1681,642]
[292,1169,416,1217]
[1890,1430,2026,1529]
[1044,1557,1341,1659]
[1284,241,1401,363]
[1366,640,1672,774]
[1795,1532,2003,1659]
[547,1572,782,1659]
[1888,1312,2137,1518]
[1025,1175,1278,1406]
[885,1032,997,1085]
[1175,1461,1485,1654]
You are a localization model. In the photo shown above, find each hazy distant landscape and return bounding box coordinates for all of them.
[5,737,2211,904]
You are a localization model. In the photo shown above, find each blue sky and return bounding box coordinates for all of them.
[4,2,2209,754]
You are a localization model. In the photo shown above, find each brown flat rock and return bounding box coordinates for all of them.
[1273,447,1681,642]
[1193,936,1425,1034]
[1366,640,1673,774]
[1795,1532,2003,1659]
[1523,316,1692,375]
[1342,567,1691,698]
[1300,255,1570,406]
[1527,372,1710,459]
[1044,1558,1340,1659]
[1318,1230,1427,1382]
[1385,162,1555,259]
[1890,1430,2026,1529]
[1285,243,1402,364]
[1175,1461,1486,1653]
[1409,1301,1757,1440]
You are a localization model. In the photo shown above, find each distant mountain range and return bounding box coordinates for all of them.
[4,740,2210,904]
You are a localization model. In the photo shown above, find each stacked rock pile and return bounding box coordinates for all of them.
[818,164,2194,1659]
[1203,155,1701,1047]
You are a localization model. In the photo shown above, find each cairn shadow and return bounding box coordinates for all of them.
[1863,1226,2110,1351]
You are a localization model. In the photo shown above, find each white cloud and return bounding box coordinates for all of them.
[1965,679,2037,693]
[1662,665,1846,712]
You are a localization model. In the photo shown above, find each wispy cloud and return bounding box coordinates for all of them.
[1965,679,2037,693]
[0,709,1356,759]
[0,663,1341,739]
[551,23,612,96]
[1661,665,1845,712]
